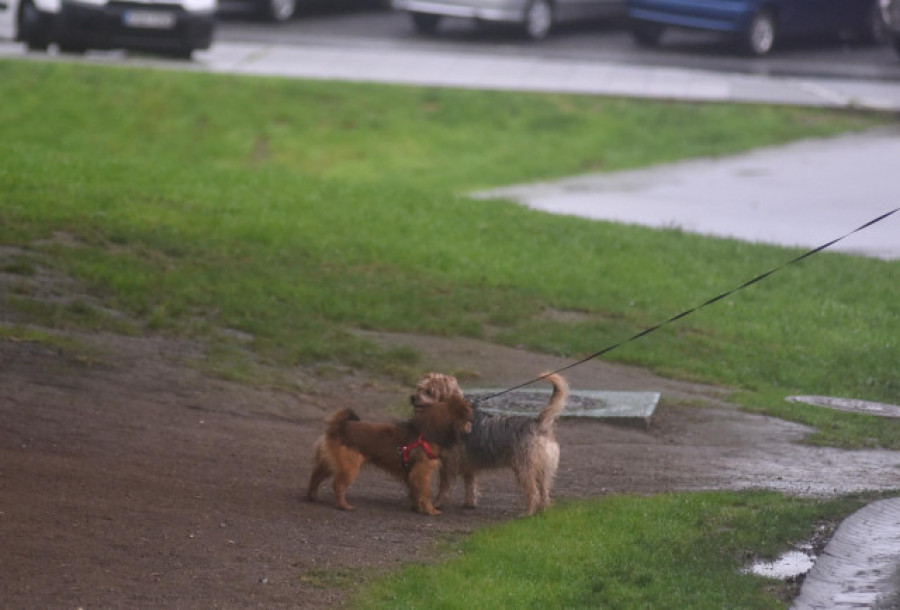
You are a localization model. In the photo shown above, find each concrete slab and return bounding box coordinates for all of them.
[465,388,660,428]
[792,498,900,609]
[787,395,900,419]
[474,128,900,260]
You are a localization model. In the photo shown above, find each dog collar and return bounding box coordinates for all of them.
[399,435,438,467]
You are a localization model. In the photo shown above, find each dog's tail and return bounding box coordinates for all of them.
[537,373,569,431]
[326,408,361,438]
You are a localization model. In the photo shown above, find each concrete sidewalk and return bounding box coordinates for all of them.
[197,41,900,112]
[476,128,900,260]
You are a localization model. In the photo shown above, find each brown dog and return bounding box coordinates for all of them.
[411,372,569,515]
[306,395,472,515]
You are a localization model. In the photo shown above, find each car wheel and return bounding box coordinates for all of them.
[859,0,889,44]
[18,0,50,52]
[410,12,440,35]
[741,9,776,56]
[262,0,296,23]
[522,0,553,41]
[631,21,664,47]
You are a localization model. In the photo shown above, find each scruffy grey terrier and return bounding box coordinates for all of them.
[410,372,569,515]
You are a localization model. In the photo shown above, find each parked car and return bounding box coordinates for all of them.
[1,0,215,57]
[391,0,625,40]
[886,0,900,58]
[626,0,888,56]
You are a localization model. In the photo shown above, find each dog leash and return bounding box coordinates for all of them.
[474,207,899,404]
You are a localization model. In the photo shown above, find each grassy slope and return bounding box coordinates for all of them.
[2,60,897,447]
[2,59,899,609]
[2,60,898,446]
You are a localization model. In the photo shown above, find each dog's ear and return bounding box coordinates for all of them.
[450,396,473,421]
[447,396,473,440]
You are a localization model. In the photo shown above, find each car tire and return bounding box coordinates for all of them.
[522,0,553,41]
[893,35,900,59]
[410,12,440,35]
[741,9,776,56]
[631,20,664,47]
[18,0,50,52]
[261,0,296,23]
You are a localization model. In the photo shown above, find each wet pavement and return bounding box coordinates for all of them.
[793,499,900,609]
[475,128,900,261]
[195,42,900,110]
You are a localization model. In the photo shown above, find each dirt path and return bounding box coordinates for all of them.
[2,330,899,608]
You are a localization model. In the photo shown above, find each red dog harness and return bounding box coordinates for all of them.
[399,435,438,467]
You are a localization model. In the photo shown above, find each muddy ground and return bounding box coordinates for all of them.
[3,327,900,609]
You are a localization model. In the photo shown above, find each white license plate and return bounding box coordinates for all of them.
[123,10,177,29]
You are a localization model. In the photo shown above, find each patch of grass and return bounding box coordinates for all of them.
[0,323,77,349]
[1,60,897,447]
[1,258,37,276]
[298,566,370,590]
[4,294,138,336]
[356,491,882,609]
[0,323,107,366]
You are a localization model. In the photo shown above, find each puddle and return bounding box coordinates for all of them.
[745,550,815,580]
[743,524,831,582]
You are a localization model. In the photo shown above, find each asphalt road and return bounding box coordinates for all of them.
[217,2,900,83]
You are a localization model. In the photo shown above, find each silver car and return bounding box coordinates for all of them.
[392,0,625,40]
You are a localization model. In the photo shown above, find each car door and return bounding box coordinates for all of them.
[556,0,621,24]
[777,0,840,35]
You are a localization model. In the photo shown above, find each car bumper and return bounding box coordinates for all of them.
[391,0,524,24]
[627,0,755,33]
[57,0,215,52]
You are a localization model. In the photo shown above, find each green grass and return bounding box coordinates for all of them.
[1,59,898,450]
[356,491,881,609]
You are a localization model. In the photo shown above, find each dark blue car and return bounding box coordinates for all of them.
[626,0,888,56]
